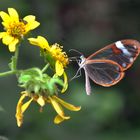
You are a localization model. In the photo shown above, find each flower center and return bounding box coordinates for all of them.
[50,43,69,67]
[7,21,26,38]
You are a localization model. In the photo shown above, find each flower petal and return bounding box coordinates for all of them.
[61,72,68,93]
[2,34,14,45]
[8,8,19,22]
[8,38,19,52]
[23,15,35,22]
[37,96,45,107]
[0,32,7,39]
[0,11,10,23]
[23,16,40,32]
[28,37,40,46]
[15,93,27,127]
[28,36,50,50]
[24,15,40,31]
[49,96,70,119]
[55,60,64,76]
[49,96,64,117]
[21,98,33,113]
[25,21,40,32]
[54,115,70,124]
[15,91,33,127]
[53,96,81,111]
[1,21,9,28]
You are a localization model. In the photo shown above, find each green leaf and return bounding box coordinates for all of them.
[18,75,31,83]
[34,84,41,93]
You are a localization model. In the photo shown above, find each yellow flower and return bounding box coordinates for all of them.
[28,36,69,76]
[0,8,40,52]
[61,72,68,93]
[15,91,81,127]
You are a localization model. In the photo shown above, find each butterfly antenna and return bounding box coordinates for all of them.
[69,49,83,55]
[69,49,83,62]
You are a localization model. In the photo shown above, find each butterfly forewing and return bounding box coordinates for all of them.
[87,39,140,70]
[85,60,124,87]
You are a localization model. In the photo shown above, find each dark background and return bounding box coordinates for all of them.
[0,0,140,140]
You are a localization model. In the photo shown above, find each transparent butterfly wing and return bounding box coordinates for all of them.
[87,39,140,70]
[84,59,125,87]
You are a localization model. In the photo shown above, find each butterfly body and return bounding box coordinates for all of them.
[78,55,86,68]
[75,39,140,95]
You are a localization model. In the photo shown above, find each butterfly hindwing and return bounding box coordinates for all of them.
[85,59,125,87]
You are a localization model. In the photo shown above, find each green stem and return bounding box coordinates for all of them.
[41,64,50,73]
[11,44,19,71]
[0,45,21,78]
[0,70,16,77]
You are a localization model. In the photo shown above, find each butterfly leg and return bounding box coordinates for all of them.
[84,68,91,95]
[70,68,82,81]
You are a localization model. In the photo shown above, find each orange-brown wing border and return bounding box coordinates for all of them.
[85,59,125,87]
[86,39,140,71]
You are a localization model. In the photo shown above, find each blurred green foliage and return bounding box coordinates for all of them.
[0,0,140,140]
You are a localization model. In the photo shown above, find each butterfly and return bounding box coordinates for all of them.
[70,39,140,95]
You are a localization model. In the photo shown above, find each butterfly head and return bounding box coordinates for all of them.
[79,55,86,68]
[69,49,85,65]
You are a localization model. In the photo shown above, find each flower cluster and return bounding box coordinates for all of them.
[0,8,81,127]
[28,36,69,76]
[0,8,40,52]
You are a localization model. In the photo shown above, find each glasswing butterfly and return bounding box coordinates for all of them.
[70,39,140,95]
